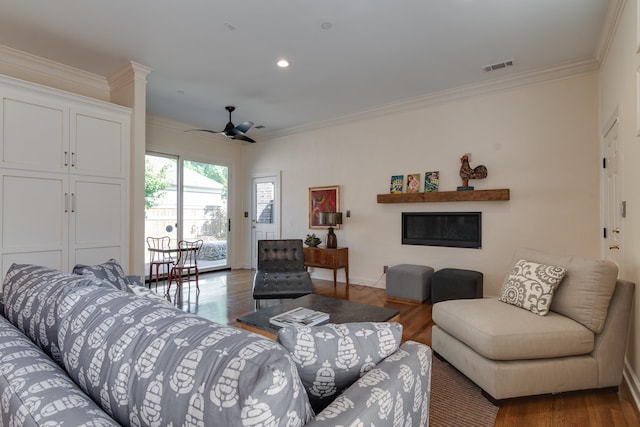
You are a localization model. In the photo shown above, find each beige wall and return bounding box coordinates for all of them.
[243,73,601,295]
[599,0,640,407]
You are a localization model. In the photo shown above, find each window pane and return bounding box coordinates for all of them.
[256,182,275,224]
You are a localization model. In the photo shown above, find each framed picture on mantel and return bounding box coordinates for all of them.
[309,185,340,229]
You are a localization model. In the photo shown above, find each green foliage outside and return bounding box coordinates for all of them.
[144,159,171,210]
[184,161,228,200]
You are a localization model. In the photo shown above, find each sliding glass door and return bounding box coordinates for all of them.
[144,153,229,275]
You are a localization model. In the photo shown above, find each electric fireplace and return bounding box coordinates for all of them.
[402,212,481,248]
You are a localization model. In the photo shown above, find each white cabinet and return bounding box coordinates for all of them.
[1,86,128,178]
[0,75,130,280]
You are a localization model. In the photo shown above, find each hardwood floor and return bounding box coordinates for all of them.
[160,269,640,427]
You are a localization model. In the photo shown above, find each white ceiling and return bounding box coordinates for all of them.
[0,0,611,141]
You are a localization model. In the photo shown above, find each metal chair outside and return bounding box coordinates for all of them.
[168,239,204,297]
[146,236,174,291]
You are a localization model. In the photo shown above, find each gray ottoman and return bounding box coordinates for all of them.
[431,268,483,303]
[386,264,434,303]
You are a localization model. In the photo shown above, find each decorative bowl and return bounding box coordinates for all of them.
[304,234,322,247]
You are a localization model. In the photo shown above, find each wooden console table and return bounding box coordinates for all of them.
[303,246,349,286]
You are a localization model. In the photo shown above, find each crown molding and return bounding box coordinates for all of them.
[0,44,110,100]
[108,61,153,92]
[260,57,600,141]
[594,0,626,64]
[148,114,196,131]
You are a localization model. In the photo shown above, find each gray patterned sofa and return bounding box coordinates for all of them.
[0,262,431,426]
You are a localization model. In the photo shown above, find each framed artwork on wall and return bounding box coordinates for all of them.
[309,185,340,229]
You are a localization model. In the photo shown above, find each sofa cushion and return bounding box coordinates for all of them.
[499,259,566,315]
[1,263,108,364]
[73,258,130,291]
[312,341,432,426]
[56,286,313,426]
[512,248,618,333]
[0,315,118,426]
[277,322,402,413]
[433,298,594,360]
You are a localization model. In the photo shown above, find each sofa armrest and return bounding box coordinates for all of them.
[0,316,118,426]
[307,341,431,426]
[592,279,635,387]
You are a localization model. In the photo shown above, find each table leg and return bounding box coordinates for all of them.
[333,268,337,286]
[345,266,349,286]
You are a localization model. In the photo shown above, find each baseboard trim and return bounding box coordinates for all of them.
[623,360,640,419]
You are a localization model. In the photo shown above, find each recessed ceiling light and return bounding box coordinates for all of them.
[321,22,332,30]
[277,59,290,68]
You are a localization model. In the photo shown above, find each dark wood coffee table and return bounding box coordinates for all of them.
[236,294,400,339]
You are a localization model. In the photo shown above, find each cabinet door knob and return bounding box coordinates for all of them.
[609,245,620,250]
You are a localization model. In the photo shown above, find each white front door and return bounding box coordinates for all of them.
[251,173,281,269]
[602,114,623,269]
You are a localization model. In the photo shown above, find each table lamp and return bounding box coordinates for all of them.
[318,212,343,249]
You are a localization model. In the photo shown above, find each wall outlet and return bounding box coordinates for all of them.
[383,265,388,273]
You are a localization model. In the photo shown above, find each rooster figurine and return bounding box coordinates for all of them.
[459,155,487,189]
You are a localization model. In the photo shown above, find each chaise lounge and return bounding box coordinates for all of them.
[432,247,635,403]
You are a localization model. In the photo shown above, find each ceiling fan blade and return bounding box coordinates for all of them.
[184,129,222,134]
[234,121,254,134]
[233,134,256,143]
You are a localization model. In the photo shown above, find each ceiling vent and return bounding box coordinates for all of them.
[482,59,514,72]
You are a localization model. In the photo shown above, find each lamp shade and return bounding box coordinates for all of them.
[318,212,343,226]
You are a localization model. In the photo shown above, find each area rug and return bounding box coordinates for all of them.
[429,357,499,426]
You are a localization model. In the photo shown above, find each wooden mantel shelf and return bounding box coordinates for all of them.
[377,188,510,203]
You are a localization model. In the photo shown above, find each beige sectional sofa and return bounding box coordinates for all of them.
[432,248,635,402]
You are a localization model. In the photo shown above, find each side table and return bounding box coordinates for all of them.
[303,246,349,286]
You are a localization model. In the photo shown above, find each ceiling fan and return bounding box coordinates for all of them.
[187,106,256,143]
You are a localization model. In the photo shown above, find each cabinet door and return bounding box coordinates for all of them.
[71,106,129,178]
[0,90,69,173]
[69,176,128,269]
[0,170,68,279]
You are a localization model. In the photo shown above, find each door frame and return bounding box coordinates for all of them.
[600,107,623,266]
[145,151,232,273]
[250,171,281,269]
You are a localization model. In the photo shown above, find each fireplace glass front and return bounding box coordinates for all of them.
[402,212,481,248]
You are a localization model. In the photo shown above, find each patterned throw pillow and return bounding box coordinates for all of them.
[2,263,101,364]
[499,259,567,315]
[73,258,130,291]
[277,322,403,413]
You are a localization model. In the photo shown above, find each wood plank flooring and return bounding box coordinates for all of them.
[160,269,640,426]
